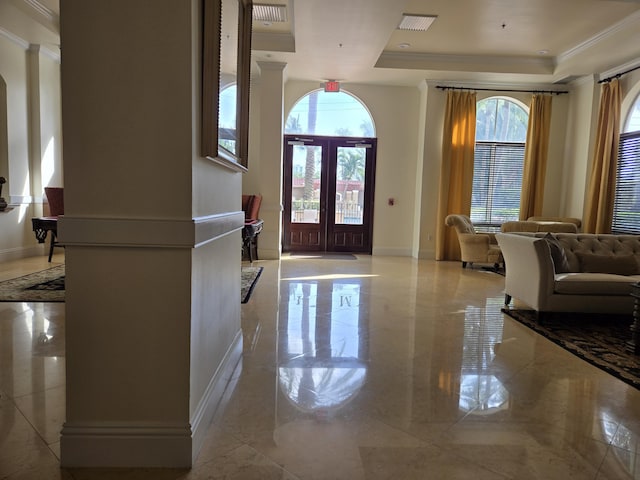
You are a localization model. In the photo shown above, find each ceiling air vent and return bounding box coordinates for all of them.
[398,14,437,32]
[253,4,288,23]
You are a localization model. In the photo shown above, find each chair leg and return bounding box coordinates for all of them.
[48,234,56,262]
[251,236,259,261]
[462,261,467,269]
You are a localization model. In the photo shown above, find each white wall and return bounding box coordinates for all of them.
[59,0,242,467]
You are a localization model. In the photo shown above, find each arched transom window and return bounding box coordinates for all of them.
[285,90,375,138]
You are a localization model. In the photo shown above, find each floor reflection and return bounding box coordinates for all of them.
[278,279,367,415]
[459,299,509,415]
[601,412,640,477]
[27,303,65,358]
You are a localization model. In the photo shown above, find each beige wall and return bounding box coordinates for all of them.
[245,74,610,259]
[563,76,600,220]
[621,69,640,128]
[4,4,640,269]
[37,48,63,191]
[0,32,62,261]
[245,79,422,257]
[417,82,445,259]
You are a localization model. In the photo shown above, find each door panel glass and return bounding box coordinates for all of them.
[335,146,366,225]
[292,145,322,224]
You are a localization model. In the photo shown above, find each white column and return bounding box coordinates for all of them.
[58,0,242,467]
[255,61,287,259]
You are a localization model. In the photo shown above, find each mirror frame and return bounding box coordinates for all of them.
[202,0,252,172]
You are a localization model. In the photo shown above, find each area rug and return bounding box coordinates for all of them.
[502,308,640,390]
[0,265,262,304]
[0,265,65,302]
[241,266,263,303]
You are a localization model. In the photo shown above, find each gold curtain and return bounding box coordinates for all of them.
[435,90,476,261]
[519,94,553,219]
[584,79,621,233]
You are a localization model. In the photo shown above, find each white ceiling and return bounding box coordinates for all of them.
[3,0,640,88]
[252,0,640,87]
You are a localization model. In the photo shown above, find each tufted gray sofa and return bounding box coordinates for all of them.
[496,232,640,315]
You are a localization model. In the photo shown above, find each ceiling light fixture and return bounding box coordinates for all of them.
[253,4,287,23]
[398,14,437,32]
[398,43,411,49]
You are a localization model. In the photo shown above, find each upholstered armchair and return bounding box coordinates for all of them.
[444,214,503,270]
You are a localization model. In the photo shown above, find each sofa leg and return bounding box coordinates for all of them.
[504,294,512,305]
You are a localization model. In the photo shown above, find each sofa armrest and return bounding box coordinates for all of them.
[496,233,556,310]
[459,233,491,245]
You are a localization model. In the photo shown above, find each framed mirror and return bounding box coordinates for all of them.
[202,0,252,171]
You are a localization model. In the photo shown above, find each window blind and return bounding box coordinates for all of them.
[613,131,640,234]
[471,141,525,227]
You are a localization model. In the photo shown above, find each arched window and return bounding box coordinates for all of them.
[285,90,375,137]
[613,93,640,233]
[472,97,529,229]
[218,83,237,154]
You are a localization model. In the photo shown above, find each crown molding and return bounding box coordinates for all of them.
[599,58,640,82]
[375,51,554,75]
[0,27,30,49]
[557,9,640,65]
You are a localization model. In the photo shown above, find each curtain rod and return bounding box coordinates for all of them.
[599,64,640,84]
[436,85,568,95]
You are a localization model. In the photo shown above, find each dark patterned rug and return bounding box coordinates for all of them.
[502,308,640,390]
[241,266,263,303]
[0,265,65,302]
[0,265,263,304]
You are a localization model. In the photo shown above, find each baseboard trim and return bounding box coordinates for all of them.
[60,423,193,468]
[190,329,243,463]
[371,247,413,257]
[0,245,45,263]
[59,329,243,468]
[417,248,436,259]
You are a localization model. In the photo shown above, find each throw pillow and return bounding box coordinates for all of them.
[576,252,640,275]
[542,232,570,273]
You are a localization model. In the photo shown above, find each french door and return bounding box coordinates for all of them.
[282,135,376,253]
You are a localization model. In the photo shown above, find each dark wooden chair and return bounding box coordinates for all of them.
[242,194,263,262]
[35,187,64,261]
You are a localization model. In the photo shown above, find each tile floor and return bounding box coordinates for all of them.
[1,253,640,479]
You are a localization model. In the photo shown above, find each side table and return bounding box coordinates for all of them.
[628,282,640,354]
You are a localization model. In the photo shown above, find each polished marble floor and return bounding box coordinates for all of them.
[2,253,640,479]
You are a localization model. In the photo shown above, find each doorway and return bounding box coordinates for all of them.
[282,135,376,253]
